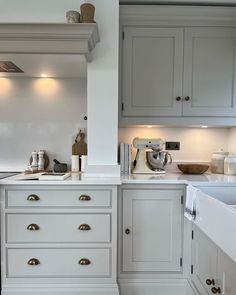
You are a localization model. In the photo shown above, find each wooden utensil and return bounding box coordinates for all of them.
[72,131,87,156]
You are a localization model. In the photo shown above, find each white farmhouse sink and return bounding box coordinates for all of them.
[193,186,236,263]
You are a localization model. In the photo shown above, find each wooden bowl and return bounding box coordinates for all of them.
[177,164,209,174]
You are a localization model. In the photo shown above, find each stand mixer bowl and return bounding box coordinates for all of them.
[146,151,172,170]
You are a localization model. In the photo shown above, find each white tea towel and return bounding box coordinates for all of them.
[185,185,199,221]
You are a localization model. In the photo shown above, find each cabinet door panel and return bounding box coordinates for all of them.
[183,28,236,116]
[191,226,218,295]
[122,27,183,117]
[122,189,183,272]
[217,250,236,295]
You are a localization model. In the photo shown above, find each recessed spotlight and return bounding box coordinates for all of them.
[201,126,208,128]
[41,74,48,78]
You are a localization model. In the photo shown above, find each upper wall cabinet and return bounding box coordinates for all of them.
[120,5,236,126]
[122,27,183,117]
[183,28,236,117]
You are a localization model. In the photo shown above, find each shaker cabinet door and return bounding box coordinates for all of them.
[122,27,183,117]
[191,226,218,295]
[217,250,236,295]
[122,188,183,272]
[183,28,236,117]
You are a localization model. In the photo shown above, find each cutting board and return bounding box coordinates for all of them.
[72,132,87,156]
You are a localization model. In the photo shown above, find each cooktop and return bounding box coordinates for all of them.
[0,172,20,180]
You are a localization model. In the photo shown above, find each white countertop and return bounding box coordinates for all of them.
[1,171,236,186]
[122,171,236,186]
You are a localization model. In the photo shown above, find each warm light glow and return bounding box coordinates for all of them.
[201,126,208,128]
[34,78,59,99]
[0,78,12,97]
[147,125,153,128]
[41,74,48,78]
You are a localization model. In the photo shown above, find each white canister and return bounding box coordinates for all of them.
[71,155,79,172]
[81,155,87,172]
[211,150,229,174]
[224,155,236,175]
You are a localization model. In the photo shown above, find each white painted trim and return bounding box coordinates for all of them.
[0,23,99,62]
[120,5,236,26]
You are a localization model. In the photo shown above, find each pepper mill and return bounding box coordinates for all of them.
[38,151,45,171]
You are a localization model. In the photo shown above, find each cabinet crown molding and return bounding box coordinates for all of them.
[0,23,100,62]
[120,5,236,26]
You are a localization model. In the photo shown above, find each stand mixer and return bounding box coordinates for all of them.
[132,137,172,174]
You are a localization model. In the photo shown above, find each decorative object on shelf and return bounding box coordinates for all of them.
[53,159,68,173]
[80,2,95,23]
[66,10,81,23]
[72,129,87,172]
[178,164,209,174]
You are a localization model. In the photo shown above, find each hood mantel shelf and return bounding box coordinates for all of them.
[0,23,99,62]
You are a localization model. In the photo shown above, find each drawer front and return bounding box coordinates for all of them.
[7,248,111,278]
[6,189,111,208]
[7,214,111,243]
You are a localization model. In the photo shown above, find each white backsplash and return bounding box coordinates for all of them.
[119,127,230,165]
[0,78,87,171]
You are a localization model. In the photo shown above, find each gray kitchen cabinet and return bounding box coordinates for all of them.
[191,225,236,295]
[121,26,236,119]
[217,250,236,295]
[191,225,218,295]
[183,28,236,117]
[121,187,184,272]
[0,185,119,295]
[122,27,184,117]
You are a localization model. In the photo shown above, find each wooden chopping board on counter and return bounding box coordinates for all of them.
[72,131,87,156]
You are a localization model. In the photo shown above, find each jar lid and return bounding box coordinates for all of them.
[213,150,229,155]
[226,154,236,158]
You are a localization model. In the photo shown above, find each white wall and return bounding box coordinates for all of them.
[228,127,236,154]
[0,0,120,176]
[0,78,86,171]
[119,127,230,163]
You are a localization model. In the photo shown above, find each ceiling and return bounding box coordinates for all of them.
[0,54,87,78]
[119,0,236,5]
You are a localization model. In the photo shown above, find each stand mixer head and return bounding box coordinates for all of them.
[132,137,172,174]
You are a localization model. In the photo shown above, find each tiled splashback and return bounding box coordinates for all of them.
[119,127,231,164]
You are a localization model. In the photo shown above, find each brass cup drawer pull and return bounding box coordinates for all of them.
[27,224,40,231]
[79,224,91,231]
[206,279,215,286]
[27,194,40,201]
[28,258,40,266]
[79,195,91,201]
[79,258,91,265]
[211,287,221,294]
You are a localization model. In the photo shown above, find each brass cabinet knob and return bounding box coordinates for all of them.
[28,258,40,266]
[27,194,40,201]
[206,279,215,286]
[79,258,91,265]
[185,96,190,101]
[176,96,182,102]
[79,195,91,201]
[27,224,40,231]
[125,228,130,235]
[79,224,91,231]
[211,287,221,294]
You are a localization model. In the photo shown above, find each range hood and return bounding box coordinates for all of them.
[0,23,99,62]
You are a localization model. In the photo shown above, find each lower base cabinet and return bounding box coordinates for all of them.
[119,185,186,295]
[191,225,236,295]
[0,185,119,295]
